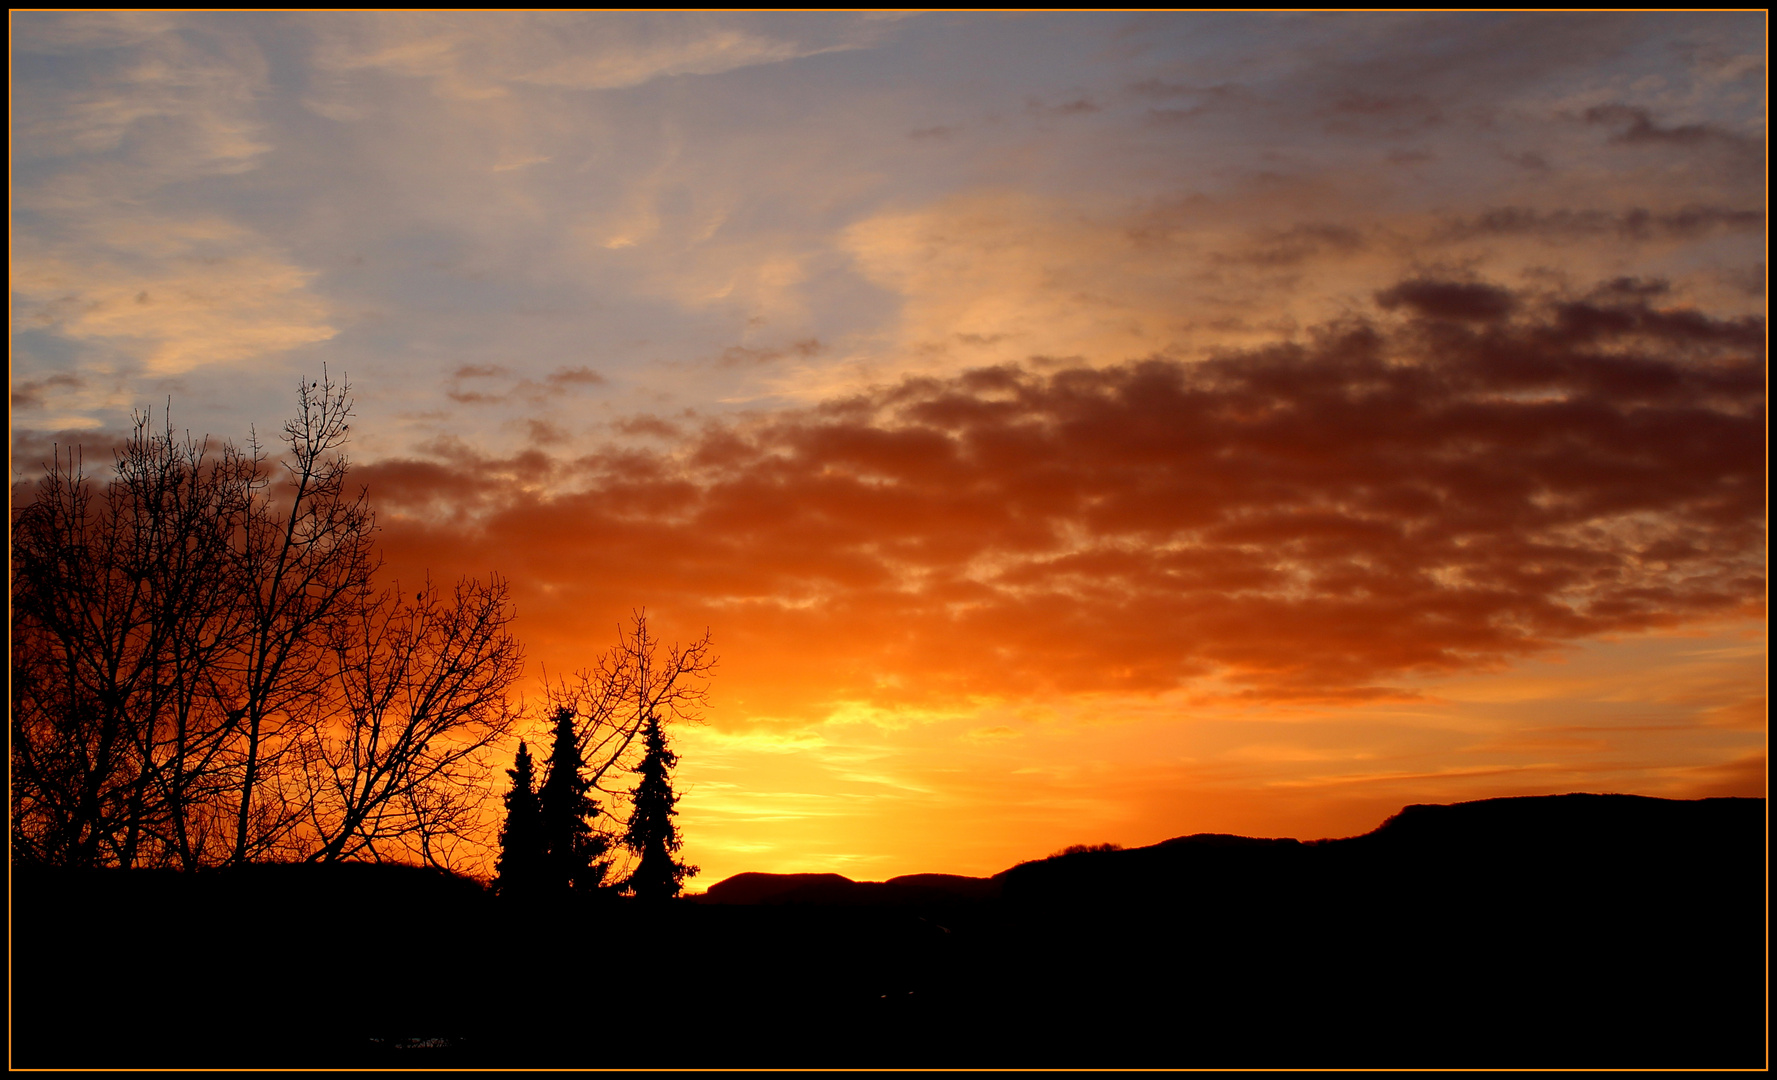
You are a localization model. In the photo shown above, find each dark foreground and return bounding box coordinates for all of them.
[11,793,1766,1068]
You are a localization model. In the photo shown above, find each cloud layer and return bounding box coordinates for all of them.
[364,277,1765,715]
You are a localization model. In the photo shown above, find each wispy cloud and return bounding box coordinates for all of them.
[518,30,859,90]
[11,220,335,377]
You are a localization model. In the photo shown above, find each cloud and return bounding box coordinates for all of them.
[835,175,1762,398]
[12,13,273,181]
[613,414,687,440]
[307,13,874,103]
[719,339,824,368]
[837,190,1223,378]
[11,16,332,394]
[1436,205,1765,244]
[360,276,1765,720]
[9,373,86,411]
[10,220,336,377]
[518,29,852,91]
[1577,102,1766,188]
[1221,223,1366,269]
[443,365,608,406]
[1583,103,1758,151]
[547,366,608,388]
[1027,96,1102,117]
[1375,279,1516,322]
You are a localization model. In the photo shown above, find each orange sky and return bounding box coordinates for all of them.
[363,301,1766,882]
[11,13,1767,885]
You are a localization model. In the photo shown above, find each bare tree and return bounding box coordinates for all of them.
[12,442,139,869]
[12,374,526,878]
[221,371,378,865]
[295,574,524,865]
[11,412,255,869]
[116,417,260,868]
[543,610,716,858]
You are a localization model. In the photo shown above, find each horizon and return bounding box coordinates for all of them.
[10,11,1767,886]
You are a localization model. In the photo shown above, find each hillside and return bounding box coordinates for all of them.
[697,791,1761,908]
[10,793,1765,1068]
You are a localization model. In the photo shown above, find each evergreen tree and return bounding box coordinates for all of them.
[537,707,609,893]
[493,740,543,898]
[622,712,698,900]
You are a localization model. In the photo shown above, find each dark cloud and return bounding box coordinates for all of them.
[1375,279,1516,322]
[1318,91,1444,135]
[365,441,564,522]
[719,339,824,368]
[446,365,607,405]
[613,414,685,440]
[1436,205,1764,244]
[546,366,606,388]
[1591,277,1669,300]
[364,277,1765,711]
[1583,103,1755,150]
[446,388,505,404]
[9,424,127,487]
[1244,13,1641,143]
[1582,102,1765,184]
[1218,223,1366,268]
[525,419,568,445]
[1026,96,1101,117]
[9,372,84,410]
[453,364,507,379]
[1545,295,1763,350]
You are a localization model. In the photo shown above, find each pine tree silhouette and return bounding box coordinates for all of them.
[494,740,544,898]
[622,712,698,900]
[537,707,609,894]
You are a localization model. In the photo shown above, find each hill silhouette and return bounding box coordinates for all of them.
[10,793,1764,1068]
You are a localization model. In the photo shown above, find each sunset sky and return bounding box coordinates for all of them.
[10,12,1766,884]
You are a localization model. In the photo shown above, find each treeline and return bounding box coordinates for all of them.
[10,373,710,889]
[492,698,699,901]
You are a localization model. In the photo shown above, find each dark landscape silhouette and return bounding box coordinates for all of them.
[11,13,1767,1073]
[11,792,1764,1068]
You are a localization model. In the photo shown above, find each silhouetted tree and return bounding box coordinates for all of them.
[494,741,543,898]
[296,572,523,866]
[11,409,257,869]
[622,711,697,900]
[542,609,715,840]
[537,707,609,893]
[225,371,378,865]
[10,374,521,874]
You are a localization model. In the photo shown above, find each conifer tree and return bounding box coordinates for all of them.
[537,706,609,893]
[622,712,698,900]
[494,740,543,898]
